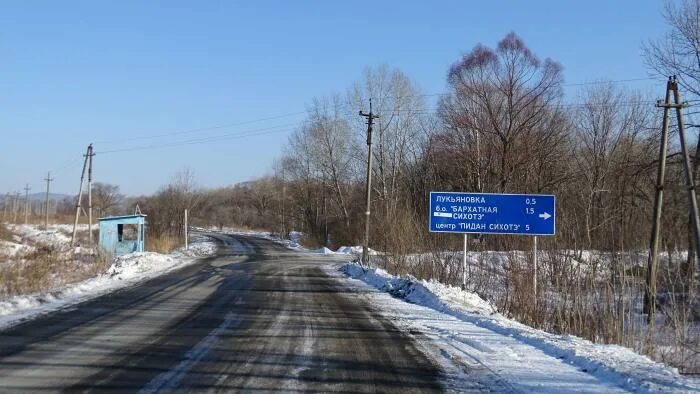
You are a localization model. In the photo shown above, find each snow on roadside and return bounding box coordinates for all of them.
[0,235,221,331]
[174,234,220,258]
[8,224,72,249]
[227,230,307,251]
[340,262,700,393]
[342,263,496,315]
[0,240,36,258]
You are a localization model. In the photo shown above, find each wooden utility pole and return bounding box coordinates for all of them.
[44,172,54,230]
[645,78,673,326]
[2,193,9,221]
[72,144,94,246]
[280,165,286,239]
[23,184,31,224]
[12,192,19,223]
[673,80,700,295]
[359,99,379,267]
[645,76,700,329]
[87,145,94,246]
[184,209,189,250]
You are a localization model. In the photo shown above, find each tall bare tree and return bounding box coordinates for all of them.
[91,182,124,217]
[438,32,567,194]
[348,66,428,212]
[644,0,700,98]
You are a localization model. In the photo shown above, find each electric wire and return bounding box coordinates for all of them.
[19,75,677,185]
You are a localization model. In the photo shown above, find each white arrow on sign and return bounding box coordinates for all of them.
[538,212,552,220]
[434,212,453,218]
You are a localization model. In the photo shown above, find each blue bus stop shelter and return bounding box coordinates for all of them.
[98,214,146,256]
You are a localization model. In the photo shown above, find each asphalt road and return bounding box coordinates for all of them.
[0,234,443,392]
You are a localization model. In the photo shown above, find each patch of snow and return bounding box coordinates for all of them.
[0,232,223,330]
[0,240,36,257]
[312,247,336,254]
[180,241,219,257]
[340,262,700,393]
[9,224,71,248]
[335,245,380,255]
[288,231,303,243]
[231,230,306,250]
[174,235,220,258]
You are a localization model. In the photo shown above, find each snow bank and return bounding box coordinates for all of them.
[232,230,305,250]
[106,252,179,279]
[0,252,188,329]
[341,262,700,393]
[312,247,336,254]
[180,241,219,257]
[9,224,71,248]
[0,240,35,257]
[342,263,496,316]
[335,245,379,255]
[0,233,223,330]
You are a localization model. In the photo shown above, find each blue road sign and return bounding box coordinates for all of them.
[429,192,555,235]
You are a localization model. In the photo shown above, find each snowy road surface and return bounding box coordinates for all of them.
[0,233,687,392]
[0,235,442,392]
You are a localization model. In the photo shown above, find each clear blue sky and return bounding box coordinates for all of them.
[0,1,669,196]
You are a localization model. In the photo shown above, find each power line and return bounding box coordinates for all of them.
[87,77,661,147]
[96,124,302,155]
[33,76,671,162]
[93,110,310,144]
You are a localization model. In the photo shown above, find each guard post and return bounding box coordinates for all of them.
[98,213,147,256]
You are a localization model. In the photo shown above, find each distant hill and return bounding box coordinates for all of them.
[26,192,72,202]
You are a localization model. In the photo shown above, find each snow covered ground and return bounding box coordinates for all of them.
[338,262,700,393]
[221,228,378,258]
[6,223,93,249]
[0,229,222,330]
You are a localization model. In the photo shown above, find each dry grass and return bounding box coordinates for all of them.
[0,224,12,242]
[147,233,181,253]
[0,248,111,298]
[4,213,76,227]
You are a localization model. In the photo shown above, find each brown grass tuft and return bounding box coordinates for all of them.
[0,249,112,299]
[147,233,181,254]
[0,224,12,242]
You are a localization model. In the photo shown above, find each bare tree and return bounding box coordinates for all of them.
[644,0,700,98]
[438,32,566,194]
[348,65,428,216]
[571,85,654,249]
[91,183,124,217]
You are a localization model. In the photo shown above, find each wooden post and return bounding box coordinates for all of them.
[671,79,700,273]
[533,236,538,305]
[462,234,468,290]
[44,172,53,230]
[23,184,30,224]
[184,209,189,250]
[87,144,94,247]
[360,100,378,267]
[645,78,673,326]
[72,146,90,246]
